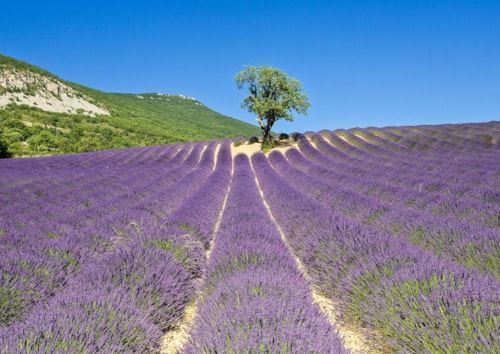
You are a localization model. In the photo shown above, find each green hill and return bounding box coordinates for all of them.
[0,53,260,157]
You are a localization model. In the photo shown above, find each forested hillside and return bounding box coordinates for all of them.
[0,53,260,157]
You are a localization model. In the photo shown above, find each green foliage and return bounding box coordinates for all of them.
[0,125,8,157]
[0,53,261,157]
[278,132,289,140]
[248,136,259,144]
[0,134,11,157]
[291,132,305,141]
[261,139,279,153]
[235,65,310,146]
[0,287,29,325]
[0,94,261,157]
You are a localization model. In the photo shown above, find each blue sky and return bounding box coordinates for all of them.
[2,0,499,133]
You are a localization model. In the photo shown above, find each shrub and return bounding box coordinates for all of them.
[261,139,279,153]
[278,133,290,140]
[248,136,259,144]
[233,136,246,147]
[290,132,304,141]
[0,137,11,158]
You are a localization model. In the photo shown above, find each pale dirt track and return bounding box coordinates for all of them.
[247,144,383,354]
[160,140,382,353]
[160,142,233,354]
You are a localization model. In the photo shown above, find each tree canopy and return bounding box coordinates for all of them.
[235,65,310,147]
[0,128,12,158]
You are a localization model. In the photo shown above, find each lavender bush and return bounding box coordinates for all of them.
[1,121,498,353]
[250,122,499,353]
[183,154,348,353]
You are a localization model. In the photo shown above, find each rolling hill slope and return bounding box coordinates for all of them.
[0,53,260,157]
[0,121,498,353]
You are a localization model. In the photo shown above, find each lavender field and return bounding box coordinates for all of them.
[1,121,499,353]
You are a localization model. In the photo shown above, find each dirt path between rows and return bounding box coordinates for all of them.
[231,139,297,157]
[161,140,383,353]
[247,146,384,354]
[160,142,233,354]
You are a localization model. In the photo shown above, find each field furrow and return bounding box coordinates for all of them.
[250,153,381,354]
[0,121,498,353]
[182,153,347,353]
[0,141,222,352]
[161,139,234,353]
[251,147,500,353]
[271,144,500,277]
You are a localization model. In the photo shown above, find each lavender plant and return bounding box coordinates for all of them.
[1,121,498,353]
[251,145,500,353]
[184,154,348,353]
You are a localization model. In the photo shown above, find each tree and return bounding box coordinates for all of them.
[0,128,12,158]
[235,65,310,147]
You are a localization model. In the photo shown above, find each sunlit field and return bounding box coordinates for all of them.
[1,121,499,353]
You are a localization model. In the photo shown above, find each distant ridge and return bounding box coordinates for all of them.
[0,53,260,157]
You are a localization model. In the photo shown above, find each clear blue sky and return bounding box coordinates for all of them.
[2,0,499,133]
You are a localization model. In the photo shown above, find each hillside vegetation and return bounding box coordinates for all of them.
[0,53,260,157]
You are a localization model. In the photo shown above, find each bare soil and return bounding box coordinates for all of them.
[231,138,298,157]
[247,147,384,354]
[160,142,234,353]
[161,140,384,353]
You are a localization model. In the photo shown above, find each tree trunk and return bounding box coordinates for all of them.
[256,116,273,145]
[262,125,272,145]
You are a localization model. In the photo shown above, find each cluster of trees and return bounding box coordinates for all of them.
[1,61,309,157]
[0,106,166,157]
[0,129,11,157]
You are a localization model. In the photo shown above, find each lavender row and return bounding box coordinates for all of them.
[389,123,500,156]
[183,154,348,353]
[361,122,500,159]
[0,141,230,352]
[316,130,499,197]
[362,126,500,180]
[322,125,499,177]
[0,142,193,234]
[302,132,499,229]
[308,132,499,223]
[251,152,500,353]
[0,142,182,202]
[277,144,500,277]
[0,141,215,329]
[0,141,201,260]
[305,133,500,224]
[443,121,500,142]
[0,140,208,243]
[0,141,184,179]
[166,139,233,249]
[1,226,202,353]
[341,127,499,174]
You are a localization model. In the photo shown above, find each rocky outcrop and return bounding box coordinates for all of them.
[0,68,109,116]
